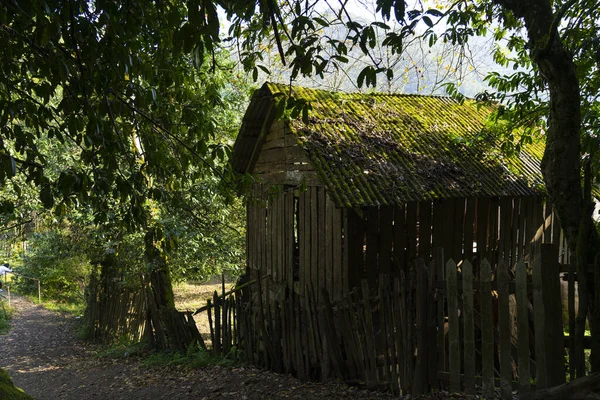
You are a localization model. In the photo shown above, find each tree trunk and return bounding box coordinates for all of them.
[493,0,589,377]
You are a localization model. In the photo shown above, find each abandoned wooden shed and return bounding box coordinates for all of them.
[232,82,558,302]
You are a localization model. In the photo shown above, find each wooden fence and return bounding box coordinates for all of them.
[205,244,566,397]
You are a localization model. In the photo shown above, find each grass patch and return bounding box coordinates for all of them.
[96,336,149,359]
[0,302,13,335]
[141,343,236,369]
[24,294,85,316]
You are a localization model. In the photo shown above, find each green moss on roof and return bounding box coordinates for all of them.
[265,83,545,207]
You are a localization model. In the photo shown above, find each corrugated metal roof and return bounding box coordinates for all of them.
[233,82,545,207]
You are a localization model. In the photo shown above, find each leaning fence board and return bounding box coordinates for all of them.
[497,259,512,400]
[286,191,294,287]
[480,259,495,398]
[318,188,327,301]
[446,259,460,393]
[299,191,306,294]
[413,260,429,395]
[476,198,490,264]
[462,259,475,394]
[366,208,379,285]
[516,259,531,394]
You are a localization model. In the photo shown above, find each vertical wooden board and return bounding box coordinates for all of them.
[480,259,494,398]
[516,198,526,262]
[379,207,393,274]
[413,259,429,395]
[433,247,446,377]
[418,201,432,260]
[342,209,349,298]
[278,191,285,283]
[510,198,520,266]
[365,208,379,285]
[431,199,444,248]
[463,198,475,263]
[406,202,418,263]
[247,198,254,271]
[515,260,531,394]
[532,242,547,389]
[311,187,318,297]
[299,191,306,295]
[446,259,460,393]
[476,198,490,265]
[497,259,512,400]
[333,205,342,301]
[266,196,273,280]
[462,260,475,394]
[442,199,455,261]
[393,206,406,274]
[488,198,499,266]
[452,198,465,262]
[325,194,334,298]
[318,187,327,300]
[347,208,365,290]
[260,187,267,277]
[499,198,513,268]
[271,190,283,282]
[286,191,295,288]
[541,244,565,387]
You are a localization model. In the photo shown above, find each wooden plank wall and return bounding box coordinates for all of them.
[248,188,556,303]
[247,184,346,302]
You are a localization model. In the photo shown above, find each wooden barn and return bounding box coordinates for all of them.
[224,82,570,395]
[232,82,560,301]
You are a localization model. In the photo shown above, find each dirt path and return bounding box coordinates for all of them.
[0,295,405,400]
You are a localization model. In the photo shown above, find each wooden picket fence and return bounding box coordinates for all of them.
[205,244,565,397]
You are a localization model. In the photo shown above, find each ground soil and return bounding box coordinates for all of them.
[0,295,482,400]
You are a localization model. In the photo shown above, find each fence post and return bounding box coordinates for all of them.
[7,286,10,307]
[37,279,41,303]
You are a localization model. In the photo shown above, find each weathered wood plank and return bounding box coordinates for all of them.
[476,198,490,266]
[318,187,327,301]
[446,259,460,393]
[480,259,495,398]
[311,187,318,297]
[406,202,418,263]
[418,201,432,259]
[299,191,306,295]
[432,199,444,248]
[413,259,429,395]
[516,259,531,394]
[341,209,348,298]
[365,208,379,286]
[332,203,342,301]
[462,259,476,394]
[452,198,465,262]
[498,259,513,400]
[442,199,456,261]
[326,194,334,297]
[286,191,294,288]
[266,195,273,280]
[379,207,393,274]
[433,247,446,380]
[464,198,475,263]
[541,243,565,387]
[347,209,364,290]
[532,234,547,389]
[393,206,406,274]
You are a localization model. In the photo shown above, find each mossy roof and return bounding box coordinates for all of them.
[233,82,545,208]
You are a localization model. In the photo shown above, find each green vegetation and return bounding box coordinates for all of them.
[0,369,34,400]
[0,302,13,335]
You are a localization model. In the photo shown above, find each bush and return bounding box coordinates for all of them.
[14,230,91,303]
